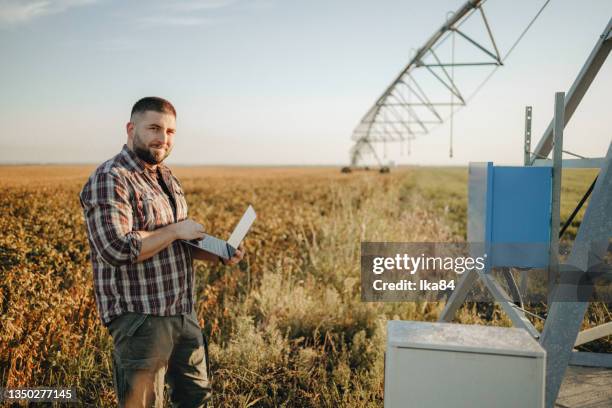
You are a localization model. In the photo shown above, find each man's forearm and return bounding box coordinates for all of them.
[135,224,178,262]
[135,224,220,264]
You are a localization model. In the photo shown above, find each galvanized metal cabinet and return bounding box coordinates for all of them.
[385,321,546,408]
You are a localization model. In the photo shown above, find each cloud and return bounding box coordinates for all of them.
[160,0,238,13]
[0,0,97,25]
[135,0,241,29]
[135,15,215,28]
[238,0,275,11]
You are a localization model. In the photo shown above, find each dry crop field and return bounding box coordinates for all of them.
[0,165,608,407]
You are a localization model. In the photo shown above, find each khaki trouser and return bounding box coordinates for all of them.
[107,311,212,408]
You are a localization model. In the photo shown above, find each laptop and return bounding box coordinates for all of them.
[182,205,256,260]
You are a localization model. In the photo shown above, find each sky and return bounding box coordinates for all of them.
[0,0,610,166]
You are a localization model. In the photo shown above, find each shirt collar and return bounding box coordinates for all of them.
[120,144,170,175]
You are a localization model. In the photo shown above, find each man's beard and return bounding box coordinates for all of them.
[132,132,171,165]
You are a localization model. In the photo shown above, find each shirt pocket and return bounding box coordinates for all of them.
[172,181,188,221]
[135,192,162,231]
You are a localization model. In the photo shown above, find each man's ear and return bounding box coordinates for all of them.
[126,121,135,140]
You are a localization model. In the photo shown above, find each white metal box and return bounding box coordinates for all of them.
[384,321,546,408]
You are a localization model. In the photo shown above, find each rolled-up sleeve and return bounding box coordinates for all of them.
[79,171,142,267]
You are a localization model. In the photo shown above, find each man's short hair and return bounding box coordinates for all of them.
[131,96,176,119]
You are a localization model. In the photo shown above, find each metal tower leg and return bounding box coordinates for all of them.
[540,141,612,408]
[438,268,479,322]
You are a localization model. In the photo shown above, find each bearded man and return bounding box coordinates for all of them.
[80,96,243,407]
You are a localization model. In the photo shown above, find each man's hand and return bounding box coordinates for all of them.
[223,243,245,266]
[172,219,206,241]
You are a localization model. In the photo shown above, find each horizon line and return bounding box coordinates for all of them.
[0,161,468,168]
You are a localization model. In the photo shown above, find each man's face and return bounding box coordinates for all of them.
[127,110,176,165]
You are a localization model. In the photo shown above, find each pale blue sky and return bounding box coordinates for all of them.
[0,0,610,165]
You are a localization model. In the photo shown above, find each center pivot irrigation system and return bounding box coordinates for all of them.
[346,0,550,171]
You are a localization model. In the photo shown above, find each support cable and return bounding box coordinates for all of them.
[562,150,587,159]
[559,175,599,238]
[428,0,552,133]
[465,0,552,104]
[449,10,456,158]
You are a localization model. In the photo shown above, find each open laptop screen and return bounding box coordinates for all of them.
[228,205,256,248]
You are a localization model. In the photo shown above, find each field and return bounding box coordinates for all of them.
[0,165,608,407]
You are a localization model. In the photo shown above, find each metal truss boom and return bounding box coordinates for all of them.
[350,0,550,167]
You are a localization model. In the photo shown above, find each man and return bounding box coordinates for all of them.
[79,96,244,407]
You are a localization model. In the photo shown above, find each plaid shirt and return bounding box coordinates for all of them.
[79,144,194,326]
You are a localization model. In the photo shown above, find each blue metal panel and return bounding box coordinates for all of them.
[490,166,552,243]
[489,166,552,268]
[468,163,552,268]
